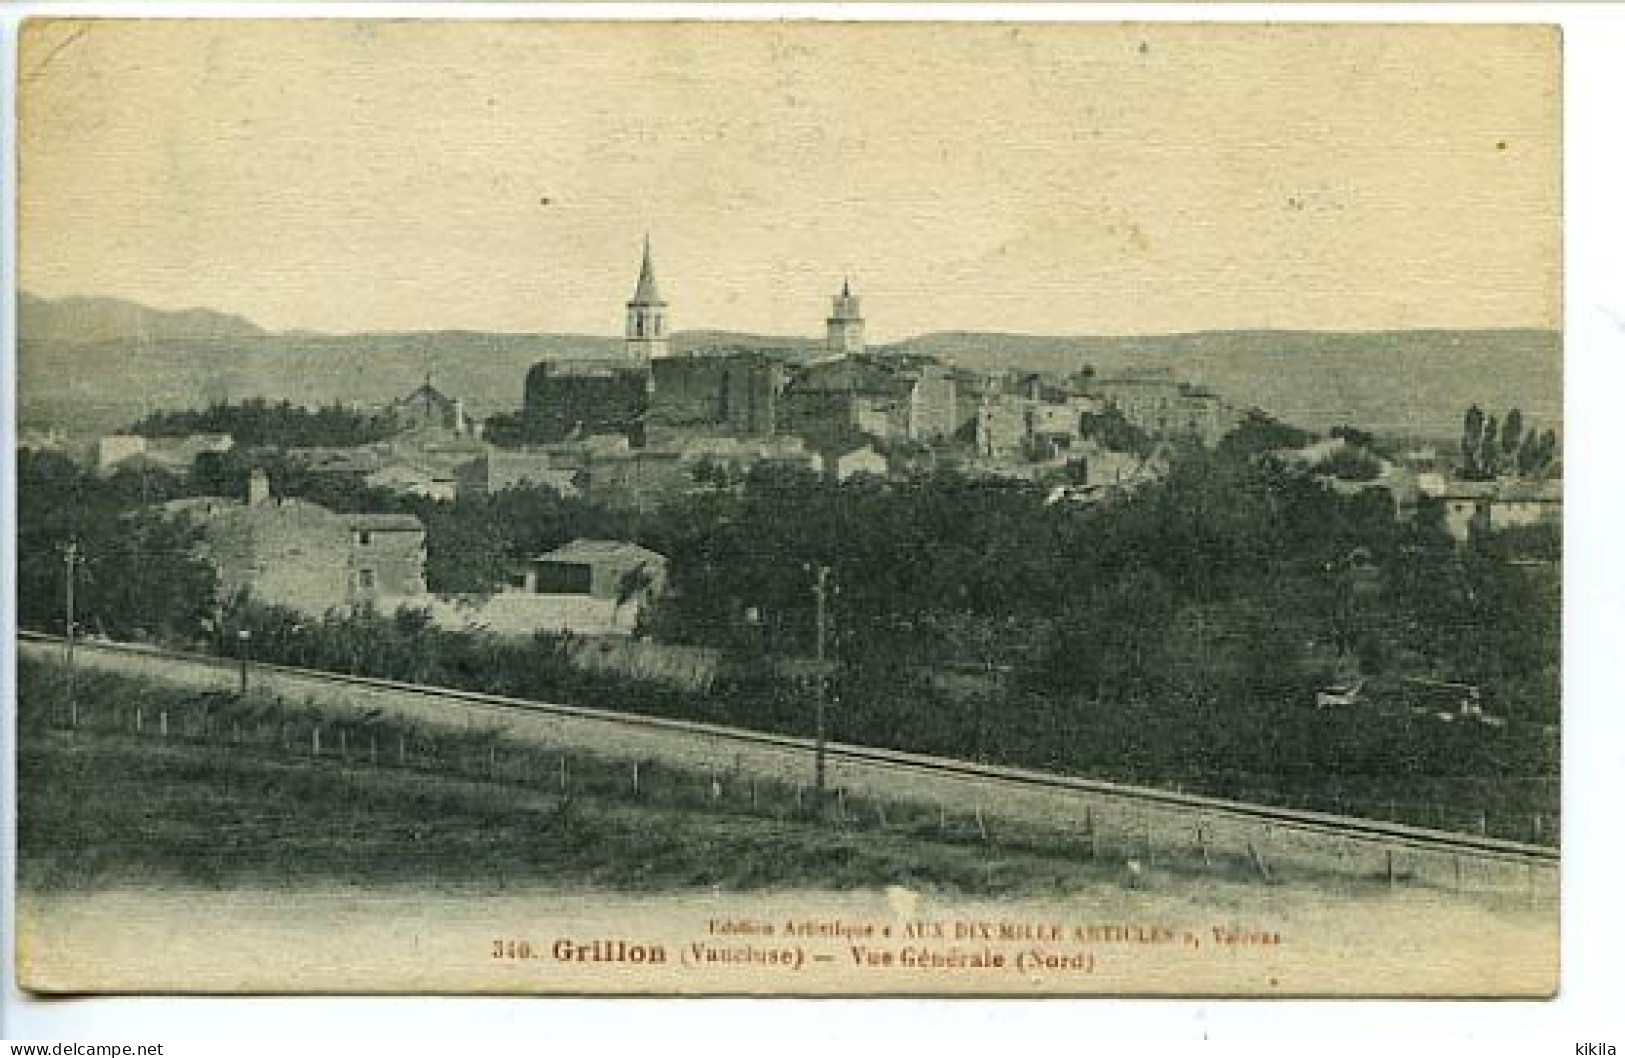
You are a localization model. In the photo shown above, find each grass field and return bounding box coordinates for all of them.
[16,659,1165,895]
[15,658,1552,904]
[15,664,1560,997]
[18,726,1161,896]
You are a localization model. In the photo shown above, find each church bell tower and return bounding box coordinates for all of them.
[826,278,865,357]
[626,236,670,363]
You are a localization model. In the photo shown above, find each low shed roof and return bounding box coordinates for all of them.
[535,539,667,567]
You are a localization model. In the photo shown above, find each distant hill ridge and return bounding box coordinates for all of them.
[19,292,267,343]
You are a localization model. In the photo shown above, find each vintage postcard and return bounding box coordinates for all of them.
[12,18,1560,995]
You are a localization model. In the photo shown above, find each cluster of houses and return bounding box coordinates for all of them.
[1423,474,1562,542]
[47,241,1558,643]
[1271,435,1562,543]
[87,244,1243,514]
[499,245,1246,510]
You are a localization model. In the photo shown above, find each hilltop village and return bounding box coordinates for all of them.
[61,240,1558,646]
[16,239,1562,842]
[72,241,1259,633]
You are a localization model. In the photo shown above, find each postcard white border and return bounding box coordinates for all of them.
[3,3,1622,1050]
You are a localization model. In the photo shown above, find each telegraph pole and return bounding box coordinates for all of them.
[62,539,79,726]
[238,629,252,697]
[810,563,832,805]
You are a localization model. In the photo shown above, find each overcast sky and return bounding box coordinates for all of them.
[20,20,1559,341]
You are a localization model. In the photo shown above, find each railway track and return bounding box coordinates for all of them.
[17,631,1559,876]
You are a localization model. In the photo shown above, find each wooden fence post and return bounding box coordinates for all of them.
[1247,840,1272,883]
[135,706,143,734]
[975,806,989,842]
[631,760,641,797]
[558,754,568,793]
[159,710,168,739]
[312,726,321,757]
[1386,848,1397,889]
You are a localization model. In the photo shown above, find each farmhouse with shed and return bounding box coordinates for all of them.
[159,468,427,615]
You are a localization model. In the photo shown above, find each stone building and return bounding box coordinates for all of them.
[390,380,469,435]
[678,434,819,480]
[455,448,580,498]
[519,539,669,601]
[422,539,669,638]
[781,356,959,445]
[974,394,1030,460]
[904,363,962,442]
[522,359,650,446]
[1094,366,1239,446]
[649,352,787,438]
[162,469,427,615]
[1427,477,1563,542]
[578,449,690,512]
[817,439,889,482]
[365,461,459,502]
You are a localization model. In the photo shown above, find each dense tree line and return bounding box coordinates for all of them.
[1315,445,1384,482]
[23,416,1559,728]
[130,398,402,448]
[16,451,217,643]
[16,407,1559,831]
[1076,406,1154,456]
[1215,408,1313,461]
[628,432,1557,727]
[207,590,1555,841]
[1460,404,1558,480]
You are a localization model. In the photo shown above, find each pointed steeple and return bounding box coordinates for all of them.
[631,235,665,306]
[626,236,670,361]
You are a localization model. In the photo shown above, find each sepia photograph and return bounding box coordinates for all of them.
[11,17,1561,997]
